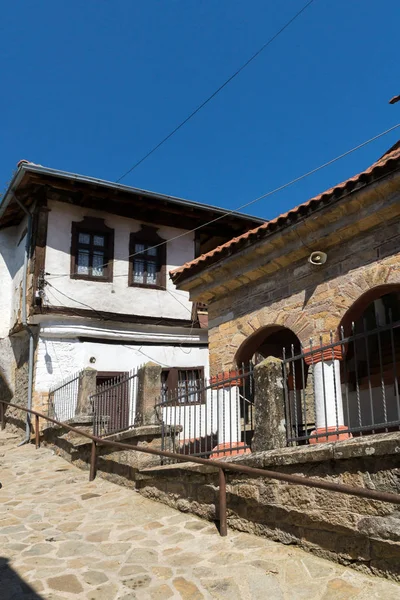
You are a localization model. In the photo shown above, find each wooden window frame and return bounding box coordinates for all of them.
[129,225,166,290]
[70,217,114,282]
[161,367,205,405]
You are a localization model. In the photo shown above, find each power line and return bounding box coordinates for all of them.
[115,0,316,183]
[45,122,400,279]
[45,282,109,321]
[44,280,198,328]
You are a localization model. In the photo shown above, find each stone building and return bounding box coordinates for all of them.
[171,142,400,445]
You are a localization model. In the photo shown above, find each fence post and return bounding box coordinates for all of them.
[252,357,287,452]
[89,440,97,481]
[35,414,40,449]
[218,468,228,537]
[76,368,97,417]
[135,362,162,426]
[0,402,5,430]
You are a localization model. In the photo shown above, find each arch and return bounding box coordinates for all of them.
[338,284,400,436]
[235,324,302,366]
[339,284,400,336]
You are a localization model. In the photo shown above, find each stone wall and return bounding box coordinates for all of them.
[136,433,400,582]
[42,423,175,488]
[2,329,38,434]
[207,216,400,373]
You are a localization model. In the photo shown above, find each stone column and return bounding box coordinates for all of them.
[305,347,351,444]
[135,362,162,426]
[252,356,287,452]
[75,368,97,416]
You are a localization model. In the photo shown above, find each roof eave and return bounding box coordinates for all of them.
[0,164,28,222]
[4,163,265,225]
[170,148,400,286]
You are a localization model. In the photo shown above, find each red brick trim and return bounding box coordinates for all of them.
[210,370,243,389]
[309,426,352,444]
[210,442,251,458]
[303,345,344,365]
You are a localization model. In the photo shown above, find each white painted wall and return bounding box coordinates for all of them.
[44,200,194,319]
[0,226,16,338]
[0,220,27,336]
[34,334,209,394]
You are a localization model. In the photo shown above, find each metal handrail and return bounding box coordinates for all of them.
[1,400,399,538]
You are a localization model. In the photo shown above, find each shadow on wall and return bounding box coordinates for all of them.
[0,557,44,599]
[0,369,12,403]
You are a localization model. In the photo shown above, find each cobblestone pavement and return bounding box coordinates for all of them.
[1,431,399,600]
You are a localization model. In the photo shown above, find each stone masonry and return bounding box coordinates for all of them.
[172,169,400,375]
[207,219,400,374]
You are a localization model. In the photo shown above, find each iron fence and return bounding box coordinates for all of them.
[155,364,254,462]
[48,371,83,422]
[91,369,139,437]
[283,317,400,445]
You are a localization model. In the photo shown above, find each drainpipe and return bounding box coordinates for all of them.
[13,195,36,446]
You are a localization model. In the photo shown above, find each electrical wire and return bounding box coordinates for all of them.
[44,121,400,280]
[116,0,316,182]
[45,281,110,321]
[124,345,176,369]
[44,279,199,330]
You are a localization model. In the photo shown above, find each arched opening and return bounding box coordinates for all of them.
[235,325,311,444]
[339,285,400,435]
[339,284,400,336]
[235,325,302,367]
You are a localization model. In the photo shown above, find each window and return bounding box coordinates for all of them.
[161,367,204,404]
[129,226,166,289]
[71,217,114,281]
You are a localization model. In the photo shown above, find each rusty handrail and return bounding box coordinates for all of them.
[1,400,399,538]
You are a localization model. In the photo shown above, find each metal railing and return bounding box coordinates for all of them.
[91,370,139,437]
[283,318,400,445]
[1,400,399,539]
[48,370,83,422]
[155,364,254,461]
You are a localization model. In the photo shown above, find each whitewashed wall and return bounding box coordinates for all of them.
[34,335,209,394]
[0,227,16,338]
[44,200,194,319]
[0,219,27,336]
[0,222,28,392]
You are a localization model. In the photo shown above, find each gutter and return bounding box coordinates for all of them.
[12,194,36,446]
[38,324,208,344]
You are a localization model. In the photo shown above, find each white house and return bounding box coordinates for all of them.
[0,160,262,435]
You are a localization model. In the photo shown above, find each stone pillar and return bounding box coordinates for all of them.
[135,362,162,426]
[252,356,287,452]
[75,368,97,416]
[305,347,351,444]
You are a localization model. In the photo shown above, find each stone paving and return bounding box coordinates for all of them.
[1,430,400,600]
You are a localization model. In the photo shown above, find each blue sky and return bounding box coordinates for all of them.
[1,1,399,220]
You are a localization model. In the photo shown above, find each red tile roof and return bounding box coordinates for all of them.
[171,141,400,284]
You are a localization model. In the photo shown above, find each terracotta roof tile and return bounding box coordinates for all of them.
[171,142,400,283]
